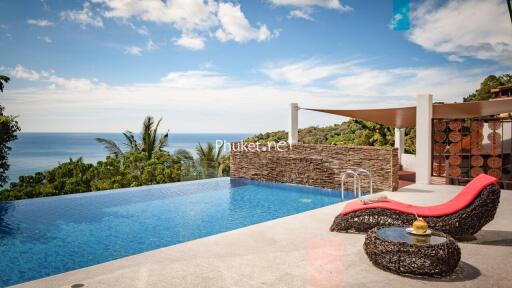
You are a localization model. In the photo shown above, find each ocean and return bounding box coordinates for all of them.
[5,132,252,184]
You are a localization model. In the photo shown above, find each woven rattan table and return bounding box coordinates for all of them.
[363,227,461,277]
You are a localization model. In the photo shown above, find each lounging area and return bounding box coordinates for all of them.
[1,1,512,287]
[10,94,512,287]
[14,181,512,288]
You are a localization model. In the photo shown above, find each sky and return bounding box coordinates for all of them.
[0,0,511,133]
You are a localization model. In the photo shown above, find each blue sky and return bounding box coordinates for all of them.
[1,0,511,132]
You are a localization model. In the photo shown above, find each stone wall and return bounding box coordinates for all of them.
[230,144,399,192]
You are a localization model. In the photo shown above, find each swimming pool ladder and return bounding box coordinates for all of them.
[339,169,373,200]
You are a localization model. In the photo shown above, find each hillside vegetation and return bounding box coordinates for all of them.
[246,119,416,154]
[246,73,512,153]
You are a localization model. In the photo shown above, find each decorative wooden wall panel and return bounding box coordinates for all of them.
[431,118,509,186]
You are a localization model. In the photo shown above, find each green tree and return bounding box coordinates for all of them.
[245,130,288,143]
[0,75,9,93]
[404,127,416,154]
[195,142,227,178]
[0,75,21,187]
[0,151,183,201]
[463,74,512,102]
[96,116,169,162]
[333,120,394,146]
[3,158,94,199]
[172,149,199,180]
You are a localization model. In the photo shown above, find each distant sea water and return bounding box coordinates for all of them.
[6,132,252,184]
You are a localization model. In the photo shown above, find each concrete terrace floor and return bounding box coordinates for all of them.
[15,184,512,288]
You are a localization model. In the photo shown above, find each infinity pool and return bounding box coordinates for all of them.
[0,177,353,287]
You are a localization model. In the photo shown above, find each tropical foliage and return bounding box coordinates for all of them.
[195,142,229,178]
[96,116,168,162]
[0,75,21,187]
[245,119,415,153]
[0,115,230,200]
[0,145,230,201]
[0,152,183,201]
[0,75,9,93]
[463,73,512,102]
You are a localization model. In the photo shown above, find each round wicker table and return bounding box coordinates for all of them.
[363,227,461,277]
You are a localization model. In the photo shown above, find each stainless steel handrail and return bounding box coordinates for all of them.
[340,170,360,200]
[340,169,373,200]
[356,169,373,195]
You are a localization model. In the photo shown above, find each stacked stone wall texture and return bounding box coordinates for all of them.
[230,144,399,192]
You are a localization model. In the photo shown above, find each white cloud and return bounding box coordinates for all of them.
[408,0,512,65]
[161,70,227,88]
[124,46,143,56]
[60,2,104,29]
[37,36,53,43]
[91,0,276,50]
[1,69,354,133]
[92,0,218,45]
[331,70,394,96]
[125,22,149,35]
[6,64,102,91]
[288,9,314,21]
[331,66,485,100]
[93,0,218,31]
[262,59,359,85]
[9,65,44,81]
[215,2,275,43]
[27,19,55,27]
[270,0,352,12]
[271,0,352,19]
[146,39,158,50]
[47,75,103,91]
[173,34,205,50]
[446,55,464,63]
[1,63,497,133]
[263,58,492,102]
[115,40,158,56]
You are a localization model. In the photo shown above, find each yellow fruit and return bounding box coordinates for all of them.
[412,218,428,234]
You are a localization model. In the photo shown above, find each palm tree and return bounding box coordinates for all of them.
[96,116,169,162]
[172,149,198,180]
[173,149,194,163]
[0,75,10,93]
[140,116,168,160]
[195,142,226,178]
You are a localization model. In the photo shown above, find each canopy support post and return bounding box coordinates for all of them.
[289,103,299,144]
[394,128,405,167]
[416,94,432,184]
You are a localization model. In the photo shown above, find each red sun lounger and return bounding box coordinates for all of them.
[330,174,500,238]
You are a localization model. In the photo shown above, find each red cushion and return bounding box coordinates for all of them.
[341,174,497,217]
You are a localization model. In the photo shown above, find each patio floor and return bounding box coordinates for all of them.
[15,184,512,288]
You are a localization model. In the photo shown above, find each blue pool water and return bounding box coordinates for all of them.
[0,178,353,287]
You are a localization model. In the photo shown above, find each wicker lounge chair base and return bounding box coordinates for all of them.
[330,184,500,238]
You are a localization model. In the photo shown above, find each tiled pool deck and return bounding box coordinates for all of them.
[15,184,512,288]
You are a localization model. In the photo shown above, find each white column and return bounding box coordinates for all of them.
[416,94,433,184]
[394,127,405,166]
[288,103,299,144]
